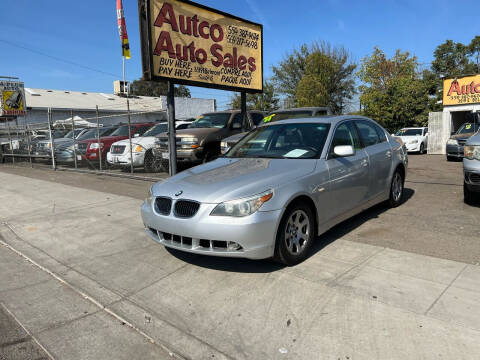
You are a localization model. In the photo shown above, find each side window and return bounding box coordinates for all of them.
[330,122,360,155]
[230,113,243,129]
[423,128,428,136]
[374,123,387,143]
[356,121,380,147]
[250,112,265,126]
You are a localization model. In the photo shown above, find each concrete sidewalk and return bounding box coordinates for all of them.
[1,171,480,359]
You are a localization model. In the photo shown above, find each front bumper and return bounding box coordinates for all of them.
[464,159,480,192]
[152,147,204,163]
[141,199,281,259]
[405,142,421,152]
[446,144,464,157]
[106,151,145,167]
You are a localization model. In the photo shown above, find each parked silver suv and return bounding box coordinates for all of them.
[463,132,480,204]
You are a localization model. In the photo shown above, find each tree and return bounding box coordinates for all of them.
[229,80,280,112]
[358,47,432,131]
[271,44,310,101]
[129,79,191,98]
[431,40,476,78]
[271,41,356,113]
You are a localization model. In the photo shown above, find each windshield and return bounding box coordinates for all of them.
[109,125,131,137]
[142,123,168,137]
[50,130,67,139]
[189,113,231,128]
[226,123,330,159]
[396,128,423,136]
[456,123,479,134]
[77,127,115,140]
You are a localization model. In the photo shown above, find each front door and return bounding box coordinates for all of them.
[325,121,370,221]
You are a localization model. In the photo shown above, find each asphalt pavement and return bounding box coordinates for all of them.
[0,155,479,359]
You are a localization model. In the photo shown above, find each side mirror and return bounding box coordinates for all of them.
[232,123,242,130]
[334,145,355,157]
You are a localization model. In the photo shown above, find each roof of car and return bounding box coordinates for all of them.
[271,107,329,113]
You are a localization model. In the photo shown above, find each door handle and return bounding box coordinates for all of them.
[386,151,392,158]
[360,159,368,167]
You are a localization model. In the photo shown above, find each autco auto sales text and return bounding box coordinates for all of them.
[152,2,259,87]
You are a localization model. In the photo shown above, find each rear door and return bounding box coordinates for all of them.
[354,120,392,198]
[325,121,370,221]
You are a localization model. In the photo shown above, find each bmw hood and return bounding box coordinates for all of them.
[152,157,317,203]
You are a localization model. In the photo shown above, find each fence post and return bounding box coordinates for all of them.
[71,109,78,169]
[6,121,14,164]
[96,105,102,171]
[127,99,134,174]
[25,123,33,167]
[47,108,56,170]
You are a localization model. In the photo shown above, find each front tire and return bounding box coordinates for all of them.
[420,143,425,154]
[274,203,315,266]
[144,151,162,173]
[464,182,477,205]
[388,169,404,208]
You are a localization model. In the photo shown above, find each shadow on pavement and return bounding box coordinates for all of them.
[167,188,415,272]
[308,188,415,258]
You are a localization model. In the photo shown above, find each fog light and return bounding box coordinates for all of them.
[227,241,242,251]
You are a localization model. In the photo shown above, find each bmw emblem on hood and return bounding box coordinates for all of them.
[175,190,183,197]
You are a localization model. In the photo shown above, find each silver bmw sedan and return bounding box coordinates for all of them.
[141,116,408,265]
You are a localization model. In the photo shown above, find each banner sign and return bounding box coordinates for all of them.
[140,0,263,92]
[443,74,480,106]
[0,80,26,117]
[117,0,131,59]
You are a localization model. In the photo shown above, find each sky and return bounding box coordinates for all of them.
[1,0,479,111]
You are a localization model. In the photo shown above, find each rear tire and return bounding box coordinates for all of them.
[388,168,404,208]
[274,202,315,266]
[446,155,455,162]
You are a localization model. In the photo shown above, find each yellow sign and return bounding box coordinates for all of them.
[144,0,263,92]
[443,74,480,106]
[0,81,26,116]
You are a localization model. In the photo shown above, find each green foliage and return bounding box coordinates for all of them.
[271,44,310,100]
[271,41,356,113]
[358,47,433,132]
[129,79,191,98]
[229,80,279,112]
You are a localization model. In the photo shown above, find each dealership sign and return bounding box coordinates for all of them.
[0,80,26,117]
[139,0,263,92]
[443,74,480,106]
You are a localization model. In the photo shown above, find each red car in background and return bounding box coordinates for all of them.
[77,123,155,162]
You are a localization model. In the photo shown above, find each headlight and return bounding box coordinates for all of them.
[89,142,103,150]
[210,190,274,217]
[180,137,199,149]
[447,139,458,146]
[147,185,154,204]
[220,141,230,154]
[465,145,480,160]
[133,145,145,153]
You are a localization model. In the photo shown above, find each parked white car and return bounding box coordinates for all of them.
[394,127,428,154]
[107,121,190,172]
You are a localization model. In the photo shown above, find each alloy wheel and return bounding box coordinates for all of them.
[392,172,403,202]
[284,210,310,255]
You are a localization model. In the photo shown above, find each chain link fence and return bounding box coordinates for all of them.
[0,103,182,180]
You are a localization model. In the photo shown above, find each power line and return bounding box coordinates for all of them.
[0,38,123,79]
